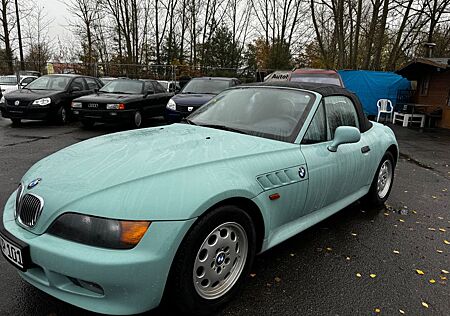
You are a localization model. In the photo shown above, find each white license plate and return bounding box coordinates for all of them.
[0,235,24,269]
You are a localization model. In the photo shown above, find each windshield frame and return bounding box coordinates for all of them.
[99,79,144,94]
[188,86,317,143]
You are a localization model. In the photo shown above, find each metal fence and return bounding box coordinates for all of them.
[0,60,273,83]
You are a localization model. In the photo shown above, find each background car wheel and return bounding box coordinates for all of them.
[81,120,95,129]
[167,205,256,315]
[365,151,395,207]
[56,106,68,125]
[11,118,21,126]
[132,110,142,128]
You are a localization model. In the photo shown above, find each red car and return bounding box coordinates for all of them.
[289,68,344,87]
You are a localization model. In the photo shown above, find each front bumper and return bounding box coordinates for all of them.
[2,195,195,315]
[72,109,134,123]
[0,104,52,120]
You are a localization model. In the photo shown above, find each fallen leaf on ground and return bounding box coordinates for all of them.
[351,233,357,236]
[399,219,405,223]
[438,216,444,220]
[416,269,425,275]
[370,274,377,278]
[374,308,381,313]
[346,256,351,261]
[274,277,281,282]
[437,250,443,253]
[442,270,449,274]
[399,309,405,314]
[412,210,417,214]
[393,250,400,254]
[444,240,450,245]
[326,247,332,251]
[384,212,390,216]
[421,302,429,308]
[356,273,362,278]
[290,253,295,257]
[439,228,446,232]
[432,196,437,199]
[250,273,256,277]
[429,279,436,284]
[440,275,447,280]
[428,228,436,231]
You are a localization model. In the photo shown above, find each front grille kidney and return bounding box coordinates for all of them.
[17,194,44,227]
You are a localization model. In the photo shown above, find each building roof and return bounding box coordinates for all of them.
[397,57,450,76]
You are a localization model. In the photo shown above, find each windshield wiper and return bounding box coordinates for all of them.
[181,118,197,125]
[198,124,248,135]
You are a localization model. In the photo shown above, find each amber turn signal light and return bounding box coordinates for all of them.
[120,221,151,245]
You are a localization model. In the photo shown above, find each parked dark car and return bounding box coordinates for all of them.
[0,74,103,125]
[165,77,240,122]
[71,79,173,128]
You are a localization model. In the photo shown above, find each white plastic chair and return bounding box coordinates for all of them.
[376,99,393,123]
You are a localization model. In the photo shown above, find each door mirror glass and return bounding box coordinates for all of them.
[327,126,360,152]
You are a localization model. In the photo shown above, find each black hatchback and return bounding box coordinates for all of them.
[0,74,103,125]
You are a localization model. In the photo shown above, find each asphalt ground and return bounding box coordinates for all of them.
[0,118,449,316]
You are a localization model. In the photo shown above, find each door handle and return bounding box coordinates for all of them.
[361,146,370,154]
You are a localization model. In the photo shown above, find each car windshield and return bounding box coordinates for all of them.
[0,76,18,85]
[25,76,71,91]
[290,73,341,86]
[158,81,168,89]
[99,79,143,94]
[189,87,315,142]
[181,79,230,94]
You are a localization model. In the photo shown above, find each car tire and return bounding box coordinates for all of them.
[364,151,395,208]
[81,120,95,129]
[132,110,143,128]
[11,118,21,126]
[56,106,68,125]
[167,205,256,315]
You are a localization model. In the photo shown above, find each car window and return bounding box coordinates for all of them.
[70,78,87,91]
[21,77,35,85]
[144,81,154,93]
[85,77,100,90]
[290,73,341,86]
[324,95,360,139]
[152,81,166,93]
[181,79,231,94]
[100,79,144,94]
[302,101,327,144]
[25,76,71,91]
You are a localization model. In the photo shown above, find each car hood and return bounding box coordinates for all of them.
[74,93,143,103]
[171,93,215,106]
[18,123,298,231]
[4,88,63,101]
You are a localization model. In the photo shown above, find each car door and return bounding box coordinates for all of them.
[152,81,171,115]
[300,95,371,213]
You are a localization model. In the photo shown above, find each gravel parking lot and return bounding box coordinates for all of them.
[0,117,449,316]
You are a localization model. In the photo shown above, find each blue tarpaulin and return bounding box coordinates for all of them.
[338,70,411,116]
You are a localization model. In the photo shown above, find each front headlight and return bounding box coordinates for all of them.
[166,99,176,110]
[47,213,150,249]
[0,96,5,103]
[71,102,82,108]
[32,97,51,106]
[106,103,125,110]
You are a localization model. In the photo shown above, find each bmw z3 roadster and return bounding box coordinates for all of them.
[0,82,398,315]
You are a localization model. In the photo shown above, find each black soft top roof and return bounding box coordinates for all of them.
[238,81,372,133]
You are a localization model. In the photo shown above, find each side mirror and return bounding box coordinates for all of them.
[70,86,81,93]
[20,82,28,88]
[327,126,361,152]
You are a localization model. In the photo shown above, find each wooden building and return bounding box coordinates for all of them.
[396,57,450,129]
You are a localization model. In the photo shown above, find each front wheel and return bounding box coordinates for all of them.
[167,205,256,315]
[365,151,395,207]
[56,106,68,125]
[131,110,142,128]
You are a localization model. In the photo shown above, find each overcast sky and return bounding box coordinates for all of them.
[35,0,70,41]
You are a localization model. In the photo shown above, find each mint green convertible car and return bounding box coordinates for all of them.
[1,82,398,315]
